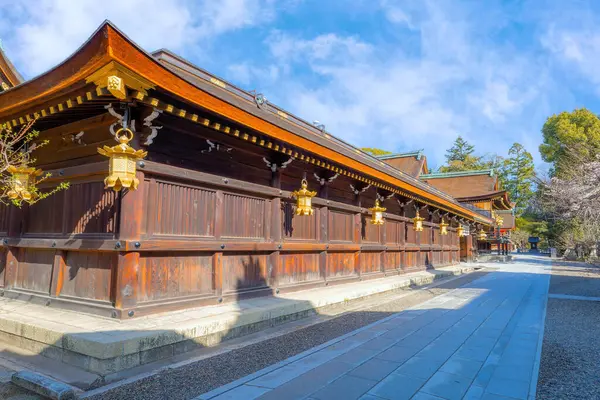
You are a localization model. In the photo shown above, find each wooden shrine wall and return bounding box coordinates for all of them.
[0,112,462,317]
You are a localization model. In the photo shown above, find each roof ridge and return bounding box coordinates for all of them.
[376,149,424,160]
[420,169,494,179]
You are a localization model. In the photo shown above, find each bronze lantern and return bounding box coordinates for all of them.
[98,128,147,191]
[457,225,465,237]
[6,165,43,203]
[413,215,424,232]
[369,199,386,225]
[292,178,317,216]
[495,214,504,227]
[477,228,487,240]
[440,218,449,235]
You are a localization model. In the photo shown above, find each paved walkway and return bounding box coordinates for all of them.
[199,255,551,400]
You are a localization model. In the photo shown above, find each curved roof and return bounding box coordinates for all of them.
[0,21,492,225]
[455,190,513,211]
[0,46,23,89]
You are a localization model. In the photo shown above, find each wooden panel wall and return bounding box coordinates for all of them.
[278,252,320,285]
[222,253,269,292]
[222,194,266,239]
[61,251,116,301]
[329,211,353,242]
[0,120,463,317]
[15,249,54,293]
[148,180,216,237]
[24,181,117,237]
[282,201,318,241]
[139,252,213,301]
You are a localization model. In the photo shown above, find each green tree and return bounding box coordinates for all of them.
[445,136,475,164]
[361,147,392,156]
[0,121,69,206]
[481,154,508,186]
[540,108,600,178]
[439,136,488,172]
[503,143,535,214]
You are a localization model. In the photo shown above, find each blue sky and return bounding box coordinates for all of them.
[0,0,598,172]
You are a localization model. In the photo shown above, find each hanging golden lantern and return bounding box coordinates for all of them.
[6,165,43,203]
[457,225,465,237]
[292,178,317,216]
[413,215,424,232]
[495,214,504,227]
[369,199,386,225]
[477,228,487,240]
[440,218,448,235]
[98,128,147,191]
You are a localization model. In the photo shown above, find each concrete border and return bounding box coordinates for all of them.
[528,260,552,400]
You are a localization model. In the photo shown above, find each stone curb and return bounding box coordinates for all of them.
[11,370,79,400]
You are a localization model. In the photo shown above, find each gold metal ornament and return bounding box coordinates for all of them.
[98,128,147,191]
[440,218,448,235]
[413,215,424,232]
[457,225,465,237]
[477,228,487,240]
[6,165,43,202]
[495,214,504,227]
[369,199,386,225]
[292,178,317,216]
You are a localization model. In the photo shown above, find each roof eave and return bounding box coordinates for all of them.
[0,21,492,225]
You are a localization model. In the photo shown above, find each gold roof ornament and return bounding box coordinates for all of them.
[6,165,43,203]
[369,199,386,225]
[413,215,424,232]
[440,218,449,235]
[457,225,465,237]
[98,128,147,191]
[292,178,317,216]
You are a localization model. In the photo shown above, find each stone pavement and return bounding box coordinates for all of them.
[0,264,472,378]
[199,255,551,400]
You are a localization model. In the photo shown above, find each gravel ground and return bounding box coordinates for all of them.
[0,382,44,400]
[548,260,600,297]
[84,270,488,400]
[537,261,600,400]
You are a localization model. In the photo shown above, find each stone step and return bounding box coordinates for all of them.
[0,265,474,379]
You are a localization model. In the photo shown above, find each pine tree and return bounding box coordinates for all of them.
[439,136,483,172]
[445,136,475,164]
[504,143,535,214]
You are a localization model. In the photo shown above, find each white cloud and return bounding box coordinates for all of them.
[0,0,277,77]
[237,1,549,166]
[542,25,600,92]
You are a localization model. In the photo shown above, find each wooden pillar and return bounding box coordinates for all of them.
[4,204,24,289]
[319,205,328,283]
[428,211,434,268]
[270,197,282,289]
[271,169,282,190]
[114,170,145,313]
[466,234,473,262]
[214,189,225,298]
[354,192,362,279]
[400,205,406,271]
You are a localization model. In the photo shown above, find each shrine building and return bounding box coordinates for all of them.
[0,21,497,321]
